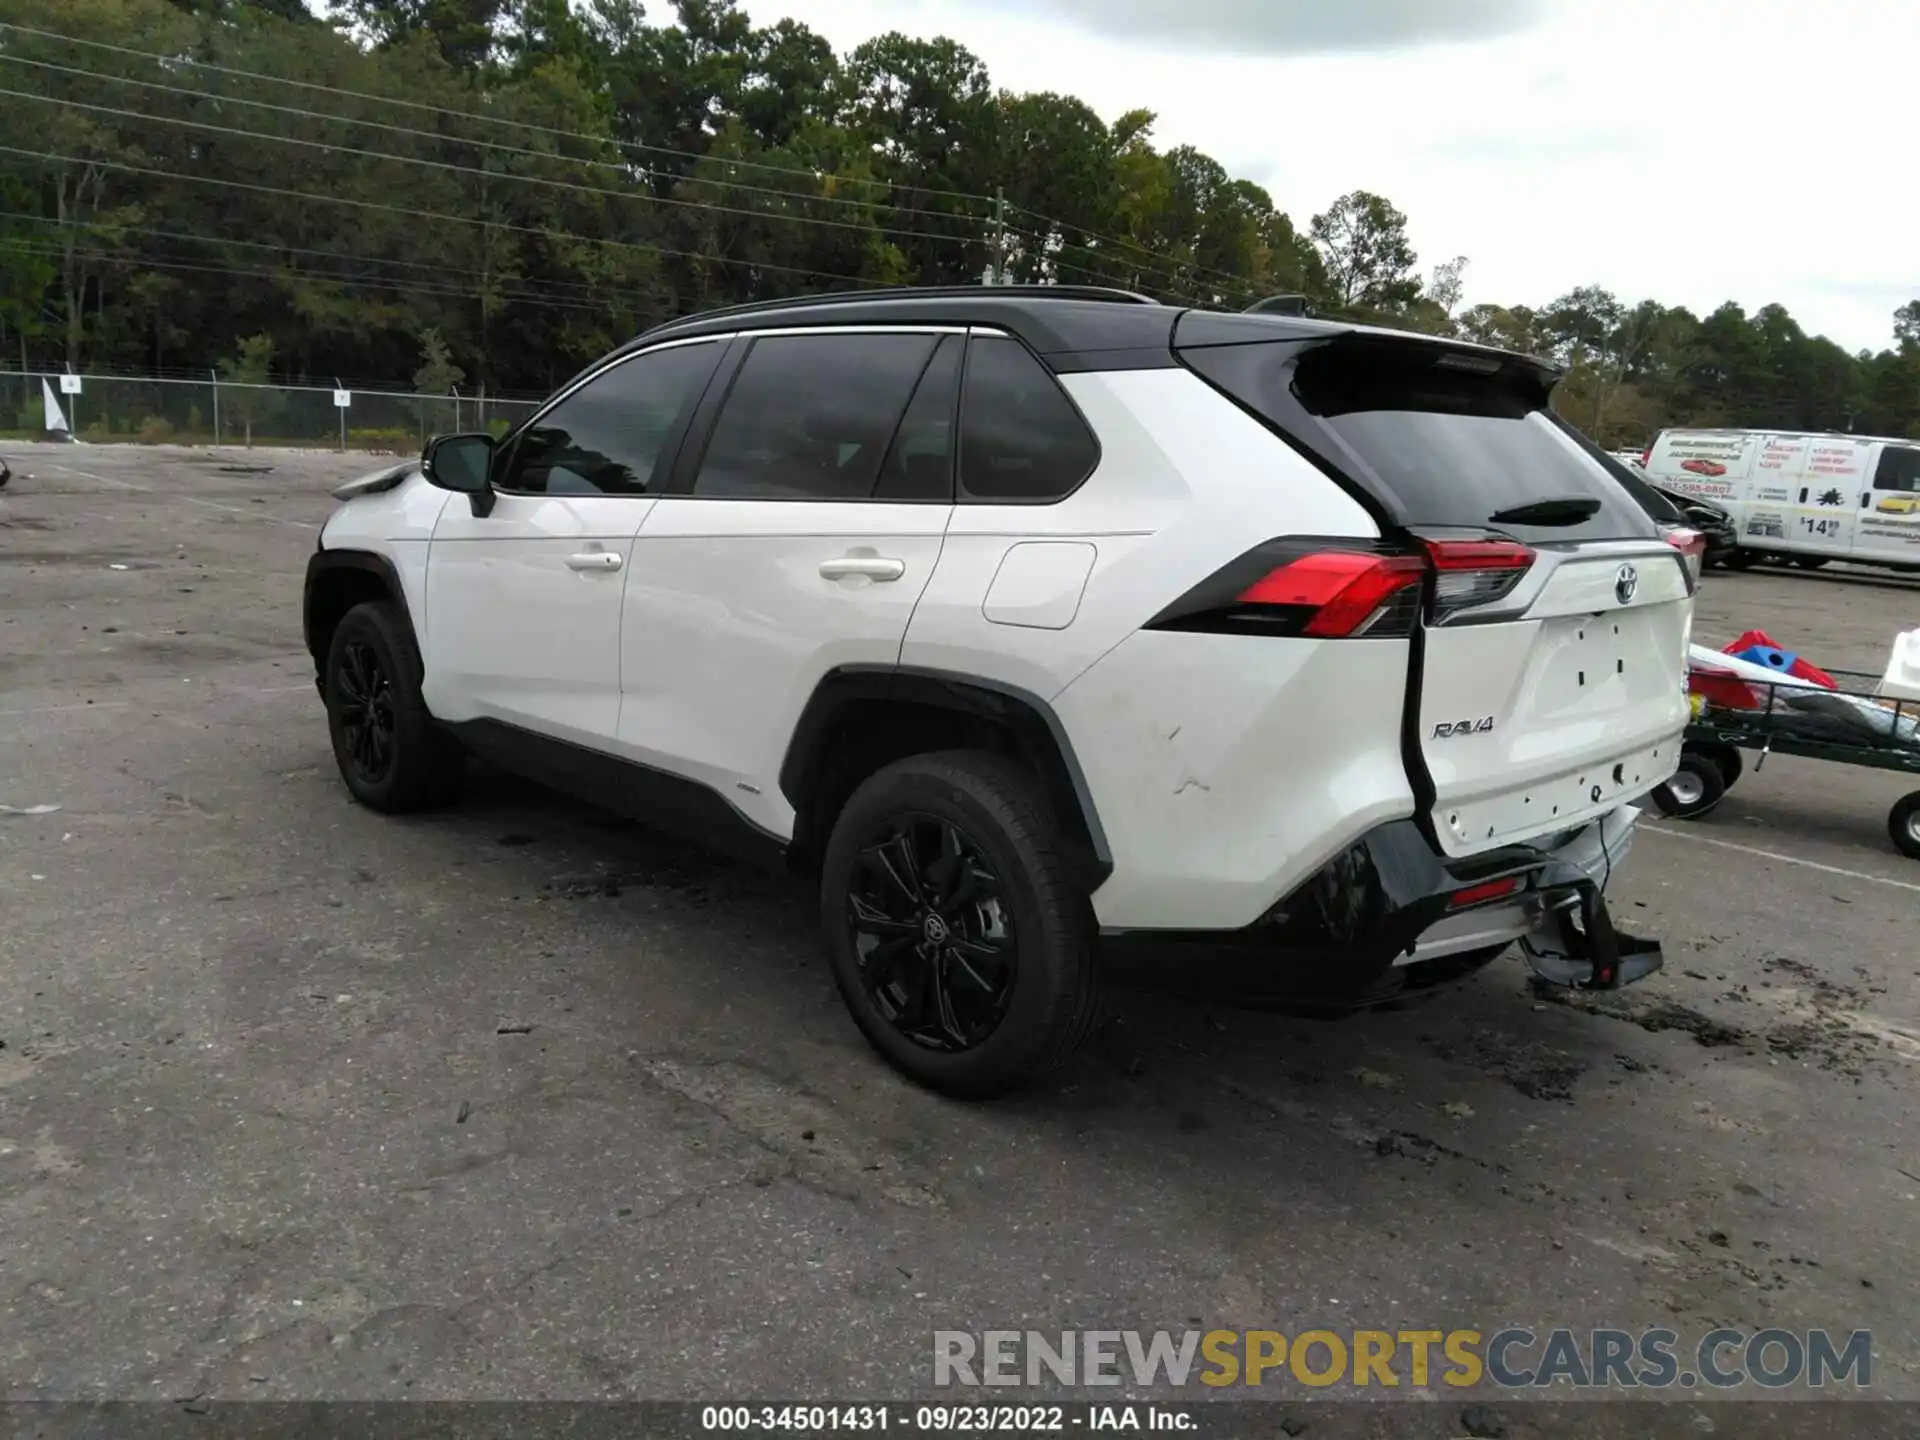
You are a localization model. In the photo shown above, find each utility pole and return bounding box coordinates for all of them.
[989,187,1007,285]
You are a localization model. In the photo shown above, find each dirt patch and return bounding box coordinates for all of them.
[1531,981,1752,1048]
[1421,1028,1587,1102]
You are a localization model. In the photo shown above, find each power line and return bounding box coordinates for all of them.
[0,210,670,309]
[0,144,891,286]
[2,19,1244,302]
[1009,203,1263,298]
[0,24,1235,299]
[1,86,990,254]
[0,238,655,315]
[0,50,985,232]
[0,20,1003,209]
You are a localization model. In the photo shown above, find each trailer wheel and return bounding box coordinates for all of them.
[1687,742,1743,790]
[1890,793,1920,861]
[1650,753,1727,819]
[1790,555,1830,570]
[1720,550,1760,571]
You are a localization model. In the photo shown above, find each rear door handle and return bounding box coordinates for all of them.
[566,551,623,572]
[819,556,906,582]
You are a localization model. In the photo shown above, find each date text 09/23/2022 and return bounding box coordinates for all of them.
[701,1406,1191,1432]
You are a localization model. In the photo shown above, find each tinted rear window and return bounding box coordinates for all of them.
[1183,337,1659,545]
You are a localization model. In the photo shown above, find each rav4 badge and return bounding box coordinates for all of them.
[1432,717,1496,739]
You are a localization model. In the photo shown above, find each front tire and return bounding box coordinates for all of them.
[324,600,461,812]
[1721,550,1760,571]
[819,751,1100,1099]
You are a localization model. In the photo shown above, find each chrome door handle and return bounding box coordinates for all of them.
[819,556,906,582]
[566,551,623,572]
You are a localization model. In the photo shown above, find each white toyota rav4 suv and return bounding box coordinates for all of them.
[305,286,1700,1097]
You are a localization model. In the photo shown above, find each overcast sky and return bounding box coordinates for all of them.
[759,0,1916,353]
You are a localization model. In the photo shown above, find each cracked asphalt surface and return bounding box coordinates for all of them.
[2,443,1917,1432]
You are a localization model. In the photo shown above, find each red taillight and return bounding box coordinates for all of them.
[1664,526,1706,589]
[1449,875,1520,909]
[1237,551,1426,637]
[1640,446,1652,468]
[1420,537,1535,621]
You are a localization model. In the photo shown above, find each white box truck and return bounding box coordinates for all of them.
[1639,428,1920,572]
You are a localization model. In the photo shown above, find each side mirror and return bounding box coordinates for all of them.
[422,432,497,516]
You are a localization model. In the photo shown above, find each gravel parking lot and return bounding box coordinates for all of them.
[2,443,1917,1429]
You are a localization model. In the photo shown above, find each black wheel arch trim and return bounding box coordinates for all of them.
[779,665,1114,879]
[304,548,418,681]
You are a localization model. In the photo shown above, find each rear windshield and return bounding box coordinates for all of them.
[1182,337,1660,545]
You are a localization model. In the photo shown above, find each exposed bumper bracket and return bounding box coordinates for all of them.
[1520,882,1664,990]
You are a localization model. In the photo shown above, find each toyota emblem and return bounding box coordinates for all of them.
[1614,563,1639,605]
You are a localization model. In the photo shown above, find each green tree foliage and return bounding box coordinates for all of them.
[217,331,281,444]
[1,0,1916,444]
[1309,190,1419,313]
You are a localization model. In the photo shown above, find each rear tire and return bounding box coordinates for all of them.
[324,600,462,812]
[1689,742,1743,790]
[1649,752,1726,819]
[1890,793,1920,861]
[819,750,1100,1099]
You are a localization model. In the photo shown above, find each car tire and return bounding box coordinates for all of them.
[324,599,461,813]
[1790,555,1830,570]
[1889,793,1920,861]
[1721,550,1760,571]
[819,750,1100,1099]
[1649,752,1726,820]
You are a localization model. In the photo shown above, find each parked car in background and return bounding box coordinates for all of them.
[1599,449,1733,567]
[304,287,1697,1097]
[1648,483,1738,567]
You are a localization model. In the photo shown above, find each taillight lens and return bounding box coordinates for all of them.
[1663,526,1706,590]
[1238,551,1426,637]
[1421,537,1536,623]
[1145,540,1426,639]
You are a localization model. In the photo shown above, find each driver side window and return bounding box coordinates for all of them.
[1873,445,1920,494]
[497,341,722,497]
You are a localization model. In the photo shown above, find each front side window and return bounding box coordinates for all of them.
[1873,445,1920,493]
[691,332,940,500]
[957,336,1100,503]
[498,341,722,497]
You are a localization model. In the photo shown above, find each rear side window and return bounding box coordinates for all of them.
[958,336,1099,503]
[875,336,961,502]
[1183,338,1658,544]
[1874,446,1920,493]
[691,332,938,500]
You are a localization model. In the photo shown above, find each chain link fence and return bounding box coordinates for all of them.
[0,370,544,453]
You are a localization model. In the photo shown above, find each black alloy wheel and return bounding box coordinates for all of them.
[847,813,1017,1051]
[334,638,397,786]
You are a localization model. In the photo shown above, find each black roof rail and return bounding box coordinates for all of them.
[651,283,1162,331]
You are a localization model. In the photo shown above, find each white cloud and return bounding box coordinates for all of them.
[964,0,1551,56]
[761,0,1920,352]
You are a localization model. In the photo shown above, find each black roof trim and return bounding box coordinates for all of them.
[618,286,1182,365]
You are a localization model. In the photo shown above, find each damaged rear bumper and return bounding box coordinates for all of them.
[1099,805,1663,1009]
